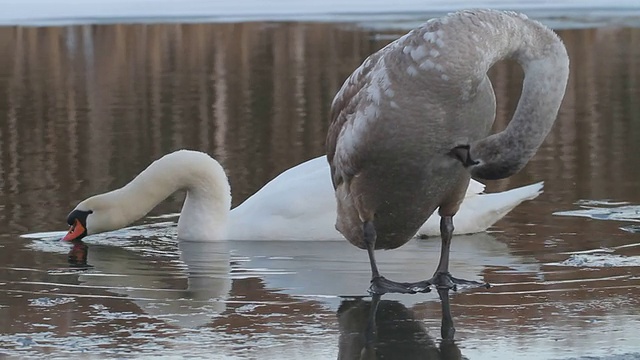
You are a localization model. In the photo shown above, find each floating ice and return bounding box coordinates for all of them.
[553,202,640,223]
[552,253,640,268]
[620,224,640,233]
[29,297,76,307]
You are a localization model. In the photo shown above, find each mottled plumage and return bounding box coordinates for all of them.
[327,9,569,293]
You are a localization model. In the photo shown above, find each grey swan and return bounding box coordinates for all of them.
[326,9,569,294]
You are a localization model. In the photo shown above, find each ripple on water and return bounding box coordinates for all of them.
[12,214,640,359]
[21,221,180,256]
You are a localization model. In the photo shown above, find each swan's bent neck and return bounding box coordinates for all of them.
[81,150,231,241]
[462,12,569,179]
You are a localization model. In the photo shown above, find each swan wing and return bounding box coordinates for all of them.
[465,179,487,197]
[326,52,383,189]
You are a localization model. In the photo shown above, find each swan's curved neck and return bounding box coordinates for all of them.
[459,12,569,179]
[86,150,231,241]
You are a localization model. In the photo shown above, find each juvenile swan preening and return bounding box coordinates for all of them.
[62,150,542,242]
[326,10,569,294]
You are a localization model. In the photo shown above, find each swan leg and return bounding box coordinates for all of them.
[416,216,490,291]
[364,221,429,295]
[363,220,381,278]
[435,216,455,275]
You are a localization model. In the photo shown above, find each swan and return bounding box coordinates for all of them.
[62,150,542,243]
[326,10,569,294]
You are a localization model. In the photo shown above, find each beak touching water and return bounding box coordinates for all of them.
[62,218,87,242]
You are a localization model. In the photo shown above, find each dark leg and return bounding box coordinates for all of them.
[415,216,490,291]
[434,216,454,276]
[364,221,428,295]
[364,221,381,279]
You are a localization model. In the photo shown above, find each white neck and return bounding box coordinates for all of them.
[81,150,231,241]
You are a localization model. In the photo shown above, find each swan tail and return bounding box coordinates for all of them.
[454,181,544,234]
[416,181,543,237]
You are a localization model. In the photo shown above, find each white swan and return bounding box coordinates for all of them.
[62,149,542,242]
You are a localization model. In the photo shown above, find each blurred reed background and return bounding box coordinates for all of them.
[0,22,638,236]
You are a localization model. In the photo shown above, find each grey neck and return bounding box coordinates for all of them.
[466,15,570,179]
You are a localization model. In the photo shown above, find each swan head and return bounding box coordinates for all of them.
[62,194,129,241]
[448,143,525,180]
[60,149,233,242]
[62,208,93,242]
[448,144,479,167]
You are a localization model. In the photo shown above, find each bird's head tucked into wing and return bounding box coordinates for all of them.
[448,144,479,168]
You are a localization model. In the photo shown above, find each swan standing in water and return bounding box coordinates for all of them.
[62,150,542,242]
[326,10,569,294]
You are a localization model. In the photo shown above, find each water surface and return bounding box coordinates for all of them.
[1,14,640,360]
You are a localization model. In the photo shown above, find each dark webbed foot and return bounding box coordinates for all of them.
[368,276,432,295]
[425,216,491,292]
[418,272,490,291]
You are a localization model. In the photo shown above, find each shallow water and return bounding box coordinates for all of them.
[1,10,640,360]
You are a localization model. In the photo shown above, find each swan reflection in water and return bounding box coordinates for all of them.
[40,230,539,333]
[338,292,463,360]
[63,238,232,328]
[67,240,91,268]
[65,238,469,357]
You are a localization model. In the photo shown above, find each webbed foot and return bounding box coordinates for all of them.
[412,272,490,292]
[368,276,432,295]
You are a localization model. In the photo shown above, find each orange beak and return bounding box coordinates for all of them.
[62,219,87,242]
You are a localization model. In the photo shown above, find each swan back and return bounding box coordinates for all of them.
[72,150,231,241]
[229,156,338,240]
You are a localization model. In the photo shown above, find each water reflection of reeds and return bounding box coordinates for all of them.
[0,22,639,238]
